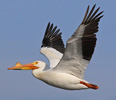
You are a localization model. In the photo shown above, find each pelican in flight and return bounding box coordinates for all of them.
[8,5,103,90]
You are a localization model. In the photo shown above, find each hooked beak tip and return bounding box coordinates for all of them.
[8,68,11,70]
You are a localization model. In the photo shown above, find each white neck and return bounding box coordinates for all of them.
[32,62,48,79]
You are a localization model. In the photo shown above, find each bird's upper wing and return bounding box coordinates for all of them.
[40,22,65,68]
[53,4,103,79]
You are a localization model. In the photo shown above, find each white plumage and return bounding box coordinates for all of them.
[40,47,63,68]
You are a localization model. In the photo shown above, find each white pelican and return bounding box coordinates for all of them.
[8,4,103,90]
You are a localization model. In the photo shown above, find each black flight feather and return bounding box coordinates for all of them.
[41,22,65,53]
[81,4,104,60]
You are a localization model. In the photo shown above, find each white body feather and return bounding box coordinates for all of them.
[32,68,88,90]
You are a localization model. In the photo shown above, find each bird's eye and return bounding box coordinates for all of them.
[35,62,38,64]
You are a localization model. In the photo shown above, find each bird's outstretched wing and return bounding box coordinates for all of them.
[54,4,103,78]
[41,22,65,68]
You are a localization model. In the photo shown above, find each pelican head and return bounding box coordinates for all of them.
[8,61,48,80]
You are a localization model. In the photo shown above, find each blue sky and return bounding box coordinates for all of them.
[0,0,116,100]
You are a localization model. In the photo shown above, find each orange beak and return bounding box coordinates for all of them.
[8,62,38,70]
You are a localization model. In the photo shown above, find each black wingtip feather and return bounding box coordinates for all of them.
[85,4,96,23]
[81,5,103,61]
[82,6,89,24]
[82,4,103,25]
[41,22,65,53]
